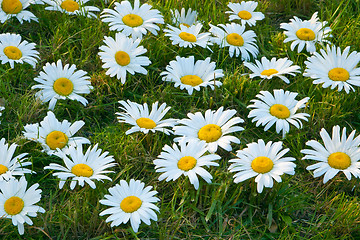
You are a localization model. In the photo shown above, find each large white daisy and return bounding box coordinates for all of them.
[226,1,265,27]
[170,8,199,28]
[0,0,38,23]
[42,0,100,18]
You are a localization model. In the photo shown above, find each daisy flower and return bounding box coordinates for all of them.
[164,23,212,49]
[170,8,199,28]
[0,0,38,23]
[173,107,244,153]
[23,111,90,155]
[229,139,296,193]
[209,23,258,60]
[154,140,220,190]
[244,56,301,84]
[99,179,159,233]
[98,32,151,84]
[301,125,360,183]
[42,0,100,18]
[116,100,176,135]
[280,12,331,53]
[160,56,224,95]
[304,45,360,93]
[226,1,265,27]
[248,89,310,138]
[101,0,164,40]
[32,59,93,110]
[0,33,39,69]
[0,176,45,235]
[45,144,116,189]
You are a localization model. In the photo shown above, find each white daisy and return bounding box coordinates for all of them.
[116,100,176,135]
[301,125,360,183]
[98,32,151,84]
[209,23,258,60]
[229,139,296,193]
[0,176,45,235]
[0,33,39,68]
[32,59,93,110]
[280,12,331,53]
[248,89,310,138]
[0,0,38,23]
[226,1,265,27]
[244,56,301,84]
[304,45,360,93]
[42,0,100,18]
[160,56,224,95]
[101,0,164,40]
[23,111,90,155]
[173,107,244,153]
[170,8,199,28]
[99,179,159,233]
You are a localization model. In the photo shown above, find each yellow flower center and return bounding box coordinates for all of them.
[136,117,156,129]
[53,77,74,96]
[4,196,24,215]
[71,163,93,177]
[60,0,79,12]
[328,68,350,82]
[3,46,22,60]
[179,32,197,42]
[180,23,190,28]
[327,152,351,170]
[0,164,8,174]
[198,124,222,143]
[115,51,131,66]
[269,104,290,119]
[180,75,203,86]
[226,33,244,46]
[251,156,274,174]
[122,14,143,27]
[238,10,252,20]
[261,69,279,76]
[46,131,69,150]
[177,156,197,171]
[1,0,22,14]
[296,28,316,41]
[120,196,142,213]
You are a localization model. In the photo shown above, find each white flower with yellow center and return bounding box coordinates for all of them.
[173,107,244,153]
[170,8,199,28]
[229,139,296,193]
[98,32,151,84]
[226,1,265,27]
[0,176,45,235]
[32,59,93,110]
[0,33,39,69]
[116,100,176,135]
[244,57,301,84]
[99,179,159,233]
[304,45,360,93]
[248,89,310,138]
[301,125,360,183]
[160,56,224,95]
[0,0,37,23]
[280,12,331,53]
[101,0,164,40]
[42,0,100,18]
[23,111,90,155]
[209,23,258,60]
[154,140,220,190]
[164,23,212,49]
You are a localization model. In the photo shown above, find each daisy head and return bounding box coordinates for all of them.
[32,59,93,110]
[170,8,199,28]
[209,23,258,60]
[301,125,360,183]
[0,176,45,235]
[244,56,301,84]
[42,0,100,18]
[23,111,90,155]
[248,89,310,138]
[280,12,331,53]
[116,100,176,135]
[98,32,151,84]
[0,33,39,68]
[99,179,160,233]
[226,1,265,26]
[101,0,164,39]
[0,0,38,23]
[304,45,360,93]
[173,107,244,153]
[229,139,296,193]
[160,56,224,95]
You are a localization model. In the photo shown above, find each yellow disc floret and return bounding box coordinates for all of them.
[269,104,290,119]
[296,28,316,41]
[198,124,222,143]
[136,117,156,129]
[71,163,94,177]
[4,196,24,215]
[60,0,79,12]
[122,14,143,27]
[3,46,22,60]
[180,23,190,28]
[180,75,203,86]
[46,131,69,150]
[328,68,350,82]
[261,69,279,76]
[328,152,351,170]
[115,51,131,66]
[1,0,23,14]
[53,77,74,96]
[238,10,252,20]
[251,156,274,174]
[0,164,8,174]
[179,32,197,42]
[226,33,244,46]
[120,196,142,213]
[177,156,197,171]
